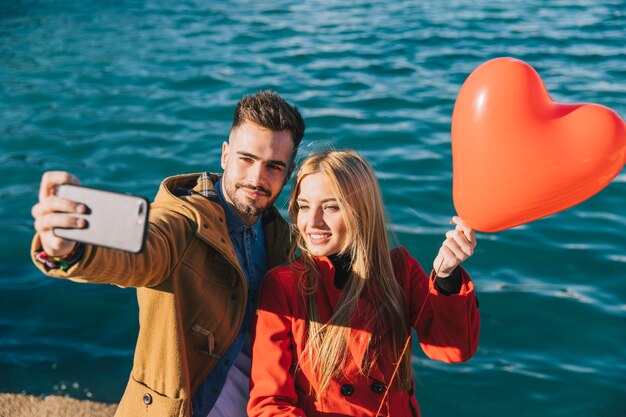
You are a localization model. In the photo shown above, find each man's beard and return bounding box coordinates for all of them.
[223,180,274,221]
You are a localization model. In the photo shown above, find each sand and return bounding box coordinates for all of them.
[0,393,117,417]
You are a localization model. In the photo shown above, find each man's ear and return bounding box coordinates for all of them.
[221,141,229,170]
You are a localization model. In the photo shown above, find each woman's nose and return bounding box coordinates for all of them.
[310,207,325,227]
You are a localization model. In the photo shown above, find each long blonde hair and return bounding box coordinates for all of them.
[288,150,413,398]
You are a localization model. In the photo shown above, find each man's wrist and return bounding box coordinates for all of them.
[35,243,85,271]
[43,243,77,259]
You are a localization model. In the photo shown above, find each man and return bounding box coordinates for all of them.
[30,90,305,417]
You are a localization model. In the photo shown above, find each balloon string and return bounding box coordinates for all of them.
[374,257,445,417]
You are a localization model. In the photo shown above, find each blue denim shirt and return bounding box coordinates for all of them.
[191,180,268,417]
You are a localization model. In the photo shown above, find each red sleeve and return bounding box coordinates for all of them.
[248,269,307,417]
[397,247,480,363]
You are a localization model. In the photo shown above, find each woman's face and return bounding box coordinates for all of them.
[296,173,347,257]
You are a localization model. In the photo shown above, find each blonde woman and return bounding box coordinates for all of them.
[248,150,480,417]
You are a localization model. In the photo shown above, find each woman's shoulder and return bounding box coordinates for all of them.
[389,246,425,278]
[259,260,307,312]
[390,246,418,265]
[263,259,305,291]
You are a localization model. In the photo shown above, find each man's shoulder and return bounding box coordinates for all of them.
[150,172,226,229]
[157,172,220,198]
[152,172,222,208]
[261,204,292,252]
[262,204,289,227]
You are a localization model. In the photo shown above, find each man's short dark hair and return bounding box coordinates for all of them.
[232,90,305,167]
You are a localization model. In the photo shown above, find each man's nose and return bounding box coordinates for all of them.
[247,163,265,186]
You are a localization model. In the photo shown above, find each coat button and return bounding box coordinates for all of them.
[143,393,153,405]
[371,381,386,394]
[340,384,354,396]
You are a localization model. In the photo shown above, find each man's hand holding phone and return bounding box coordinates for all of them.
[32,171,85,257]
[32,171,149,255]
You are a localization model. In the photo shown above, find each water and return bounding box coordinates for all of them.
[1,0,625,415]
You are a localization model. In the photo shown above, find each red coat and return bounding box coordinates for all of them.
[248,247,480,417]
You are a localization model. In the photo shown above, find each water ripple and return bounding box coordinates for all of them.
[1,0,625,414]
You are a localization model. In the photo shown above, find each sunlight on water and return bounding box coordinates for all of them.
[1,0,624,415]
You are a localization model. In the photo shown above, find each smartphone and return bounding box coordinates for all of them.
[53,184,150,253]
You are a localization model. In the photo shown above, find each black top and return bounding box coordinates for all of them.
[328,252,352,290]
[327,251,463,295]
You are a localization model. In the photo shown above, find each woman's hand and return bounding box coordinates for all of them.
[433,216,476,277]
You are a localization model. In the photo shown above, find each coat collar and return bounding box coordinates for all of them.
[155,172,291,272]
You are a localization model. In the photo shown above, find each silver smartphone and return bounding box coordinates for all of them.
[53,184,150,253]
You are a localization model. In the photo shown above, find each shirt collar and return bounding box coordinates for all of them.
[215,179,261,240]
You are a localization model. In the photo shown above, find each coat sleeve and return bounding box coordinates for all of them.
[248,270,307,417]
[399,247,480,363]
[30,205,195,288]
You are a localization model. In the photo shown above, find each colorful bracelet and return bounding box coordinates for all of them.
[35,243,85,271]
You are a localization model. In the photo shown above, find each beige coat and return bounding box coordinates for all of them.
[31,173,292,417]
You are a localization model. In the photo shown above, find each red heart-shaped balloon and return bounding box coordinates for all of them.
[451,57,626,232]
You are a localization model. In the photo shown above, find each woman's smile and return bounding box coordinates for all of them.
[296,173,347,257]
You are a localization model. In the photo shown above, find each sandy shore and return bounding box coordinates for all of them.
[0,393,117,417]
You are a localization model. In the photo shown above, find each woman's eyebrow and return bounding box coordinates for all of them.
[297,196,338,202]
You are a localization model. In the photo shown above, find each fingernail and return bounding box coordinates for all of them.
[78,204,87,214]
[76,218,86,228]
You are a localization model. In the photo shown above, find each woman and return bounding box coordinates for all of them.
[248,150,480,417]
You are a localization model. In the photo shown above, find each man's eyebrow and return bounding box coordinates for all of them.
[236,151,288,168]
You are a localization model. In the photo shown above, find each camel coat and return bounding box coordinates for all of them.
[32,173,292,417]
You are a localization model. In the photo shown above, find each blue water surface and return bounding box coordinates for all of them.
[1,1,625,416]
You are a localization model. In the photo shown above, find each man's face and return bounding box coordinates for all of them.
[221,122,294,225]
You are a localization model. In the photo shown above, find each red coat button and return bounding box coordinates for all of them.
[340,384,354,396]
